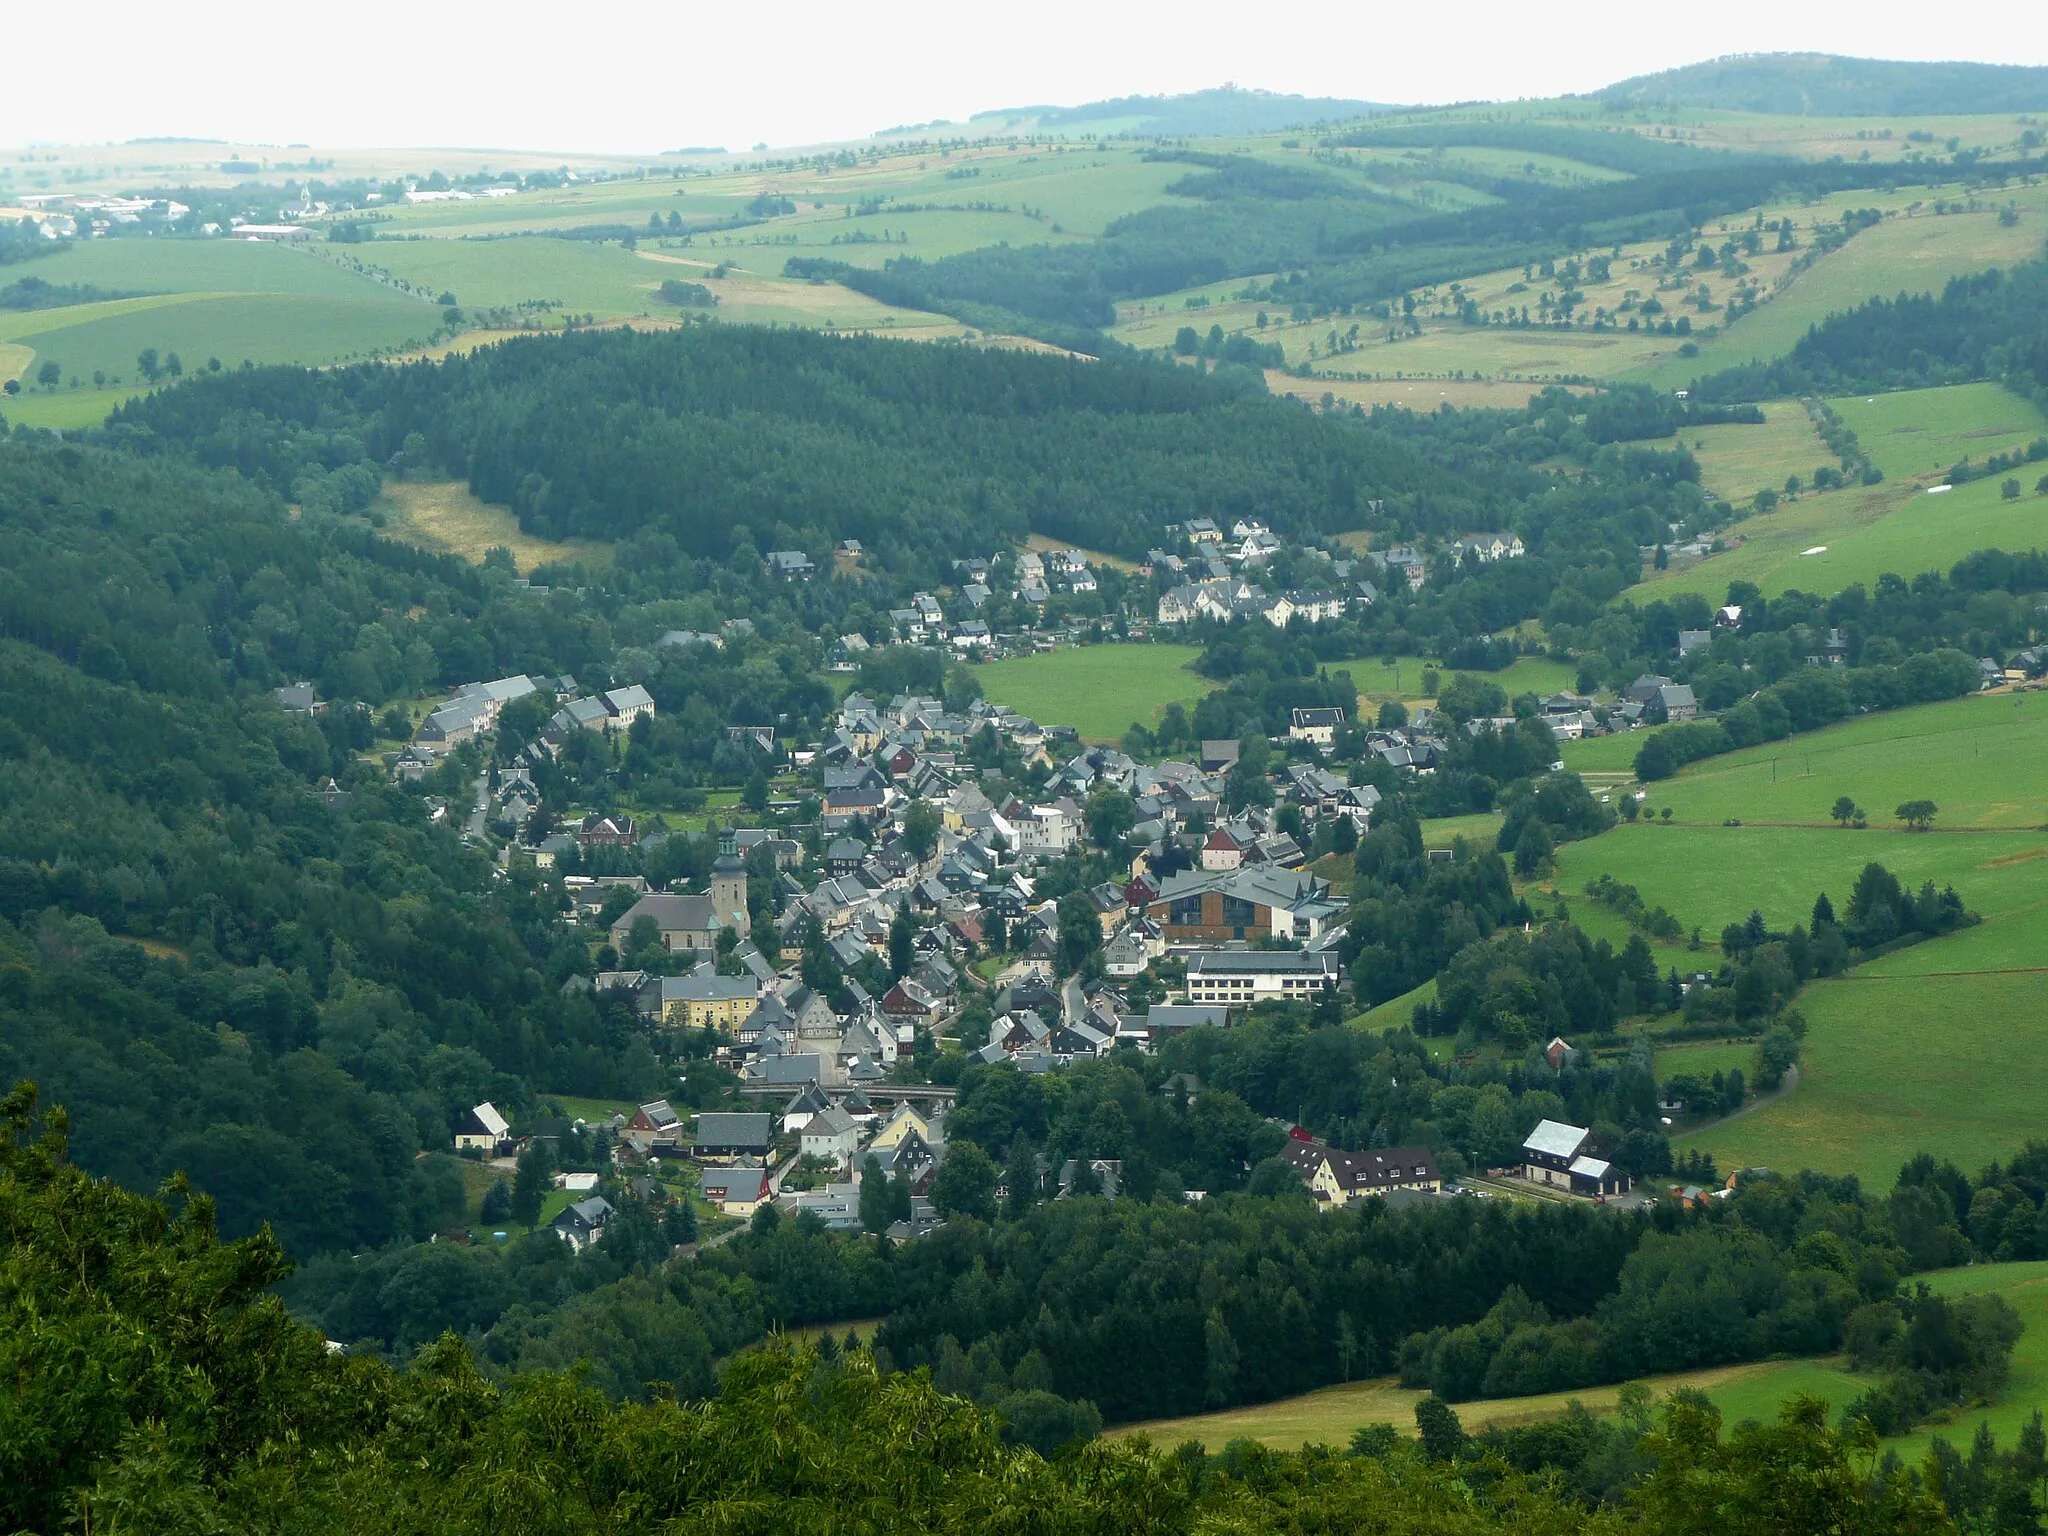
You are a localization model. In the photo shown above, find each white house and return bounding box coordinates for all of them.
[799,1105,861,1168]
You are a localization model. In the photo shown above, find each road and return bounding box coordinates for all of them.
[464,773,489,840]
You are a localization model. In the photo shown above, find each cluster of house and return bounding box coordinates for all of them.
[388,673,656,784]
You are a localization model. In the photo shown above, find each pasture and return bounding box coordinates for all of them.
[1676,970,2048,1186]
[1677,402,1832,505]
[1636,470,2048,603]
[1827,381,2048,482]
[976,643,1215,742]
[378,480,611,573]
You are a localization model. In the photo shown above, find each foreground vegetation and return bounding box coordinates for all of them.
[0,1082,2019,1536]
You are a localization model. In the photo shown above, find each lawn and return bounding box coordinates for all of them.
[1420,812,1505,851]
[977,644,1216,742]
[379,479,611,574]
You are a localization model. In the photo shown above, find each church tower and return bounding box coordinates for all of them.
[710,830,748,935]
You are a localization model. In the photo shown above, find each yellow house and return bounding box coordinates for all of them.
[659,973,758,1030]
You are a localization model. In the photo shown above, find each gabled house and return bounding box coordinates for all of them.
[454,1102,512,1156]
[551,1195,613,1252]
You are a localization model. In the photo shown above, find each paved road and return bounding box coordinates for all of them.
[464,773,489,840]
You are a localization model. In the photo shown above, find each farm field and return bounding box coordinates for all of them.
[1562,724,1674,773]
[1634,469,2048,603]
[976,643,1215,742]
[1553,693,2048,1182]
[1118,182,2048,391]
[378,480,612,573]
[1265,374,1575,413]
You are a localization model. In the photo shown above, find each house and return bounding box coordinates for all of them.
[454,1102,512,1155]
[603,684,656,728]
[692,1112,774,1161]
[799,1105,860,1167]
[699,1161,771,1216]
[1453,532,1526,563]
[1184,949,1341,1006]
[658,972,758,1030]
[766,550,816,581]
[881,978,941,1023]
[780,1082,832,1134]
[550,1195,613,1252]
[1520,1120,1628,1195]
[1657,684,1699,723]
[1677,629,1712,658]
[625,1099,683,1149]
[611,893,723,956]
[272,682,325,716]
[555,696,612,734]
[1199,740,1240,772]
[869,1100,942,1151]
[1126,1004,1228,1049]
[1201,828,1245,872]
[1288,707,1346,747]
[1282,1140,1440,1206]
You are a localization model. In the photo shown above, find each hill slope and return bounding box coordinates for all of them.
[975,85,1391,136]
[1596,52,2048,116]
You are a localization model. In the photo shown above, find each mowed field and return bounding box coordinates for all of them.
[1552,692,2048,1184]
[1631,384,2048,602]
[976,643,1216,742]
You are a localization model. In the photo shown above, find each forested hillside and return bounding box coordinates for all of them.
[1692,251,2048,405]
[1596,52,2048,116]
[107,327,1450,564]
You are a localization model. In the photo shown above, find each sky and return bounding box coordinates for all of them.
[6,0,2046,154]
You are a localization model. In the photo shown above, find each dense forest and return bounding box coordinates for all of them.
[107,325,1453,567]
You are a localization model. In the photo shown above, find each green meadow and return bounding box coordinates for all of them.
[1677,970,2048,1186]
[1828,381,2048,482]
[1636,469,2048,604]
[1551,692,2048,1185]
[976,643,1216,743]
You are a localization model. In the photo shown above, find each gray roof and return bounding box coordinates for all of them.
[1523,1119,1590,1160]
[694,1112,773,1150]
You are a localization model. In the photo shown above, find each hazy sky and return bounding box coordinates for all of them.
[7,0,2044,153]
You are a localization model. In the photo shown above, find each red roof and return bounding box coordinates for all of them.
[1205,828,1240,850]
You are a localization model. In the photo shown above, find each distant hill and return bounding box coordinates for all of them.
[970,86,1391,138]
[1595,52,2048,116]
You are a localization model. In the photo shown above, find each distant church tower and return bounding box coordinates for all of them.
[710,830,748,934]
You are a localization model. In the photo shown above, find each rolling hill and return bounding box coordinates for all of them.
[1595,52,2048,116]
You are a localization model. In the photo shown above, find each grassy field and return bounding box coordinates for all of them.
[1331,655,1578,706]
[1551,692,2048,1183]
[1347,979,1436,1034]
[1117,1257,2048,1454]
[378,480,611,573]
[1421,812,1506,850]
[1113,1357,1868,1451]
[1637,473,2048,605]
[1678,402,1832,506]
[1600,690,2048,834]
[1677,971,2048,1185]
[977,644,1215,742]
[1828,382,2048,483]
